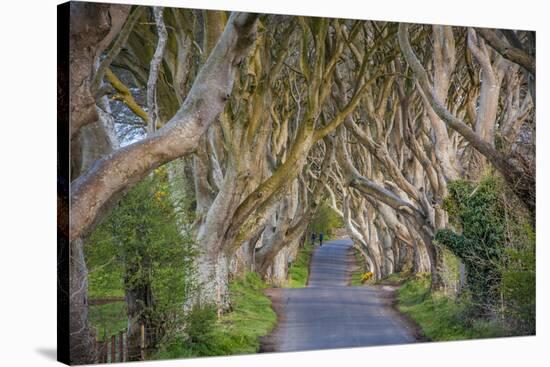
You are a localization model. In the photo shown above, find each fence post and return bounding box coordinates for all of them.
[119,331,124,362]
[93,339,98,363]
[111,335,116,363]
[140,324,145,360]
[103,340,108,363]
[99,341,103,363]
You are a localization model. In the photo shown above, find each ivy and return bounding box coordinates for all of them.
[436,175,535,333]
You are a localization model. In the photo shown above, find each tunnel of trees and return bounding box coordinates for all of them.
[61,3,535,364]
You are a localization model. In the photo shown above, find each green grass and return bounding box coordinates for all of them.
[287,242,315,288]
[350,247,410,286]
[350,246,369,286]
[154,272,277,359]
[88,269,125,299]
[89,301,127,341]
[397,275,507,341]
[379,271,413,285]
[87,265,127,341]
[215,272,278,354]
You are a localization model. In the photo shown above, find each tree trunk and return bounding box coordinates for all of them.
[195,250,230,312]
[426,25,461,181]
[69,239,97,364]
[125,276,155,361]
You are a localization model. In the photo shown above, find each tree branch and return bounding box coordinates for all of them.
[70,12,260,241]
[476,28,535,76]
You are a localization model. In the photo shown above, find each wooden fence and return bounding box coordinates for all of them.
[96,324,147,363]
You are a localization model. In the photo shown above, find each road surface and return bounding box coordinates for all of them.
[261,237,416,352]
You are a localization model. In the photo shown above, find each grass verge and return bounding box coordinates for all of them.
[287,242,315,288]
[397,274,508,341]
[154,272,277,359]
[350,246,369,286]
[89,301,127,340]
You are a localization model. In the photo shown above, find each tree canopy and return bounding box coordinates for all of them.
[62,4,535,363]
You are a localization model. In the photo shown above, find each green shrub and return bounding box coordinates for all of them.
[501,235,536,334]
[436,175,535,334]
[86,167,197,341]
[154,272,277,359]
[184,303,217,348]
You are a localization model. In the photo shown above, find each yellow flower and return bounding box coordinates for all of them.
[154,191,167,201]
[361,272,374,283]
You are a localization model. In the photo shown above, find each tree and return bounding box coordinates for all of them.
[62,8,536,361]
[87,171,193,360]
[66,6,259,364]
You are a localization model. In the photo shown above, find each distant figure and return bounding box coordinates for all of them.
[319,232,324,246]
[311,232,317,245]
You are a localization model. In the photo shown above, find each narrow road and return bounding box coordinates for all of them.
[261,238,415,352]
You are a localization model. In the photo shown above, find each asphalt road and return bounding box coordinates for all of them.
[261,237,415,352]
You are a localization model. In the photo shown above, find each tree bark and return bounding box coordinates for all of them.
[69,3,131,141]
[125,273,155,361]
[69,239,97,364]
[476,28,535,76]
[146,7,168,133]
[70,12,260,241]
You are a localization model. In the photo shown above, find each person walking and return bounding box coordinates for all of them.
[319,232,324,247]
[311,232,316,245]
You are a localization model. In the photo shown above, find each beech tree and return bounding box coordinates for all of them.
[67,4,259,363]
[62,5,535,362]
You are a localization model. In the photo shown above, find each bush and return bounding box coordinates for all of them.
[86,168,197,343]
[436,175,535,334]
[501,234,536,334]
[154,272,277,359]
[184,303,217,348]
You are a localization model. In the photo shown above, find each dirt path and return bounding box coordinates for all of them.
[261,238,417,352]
